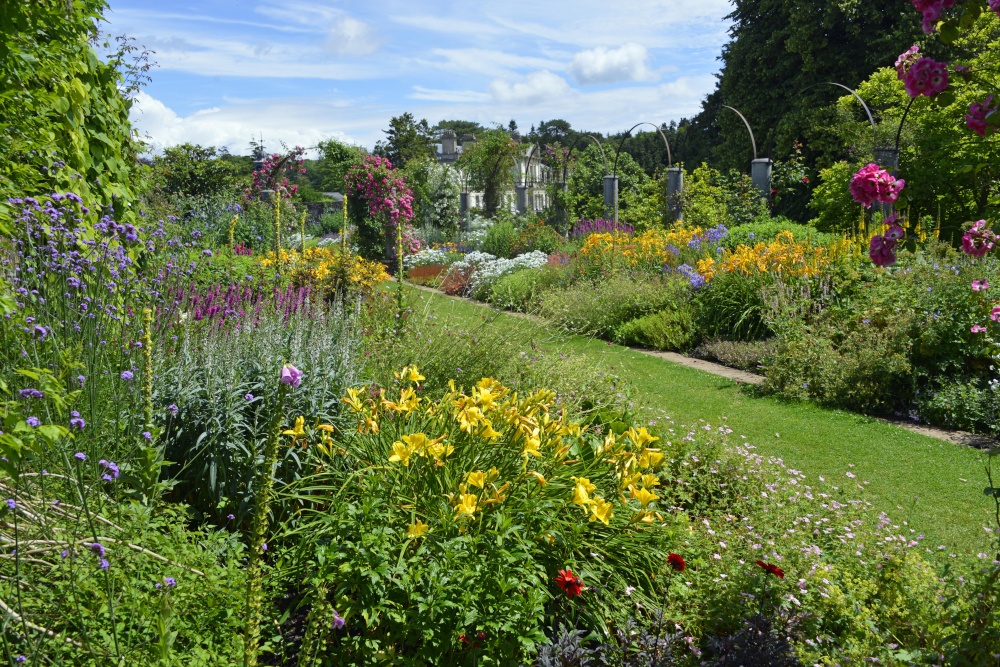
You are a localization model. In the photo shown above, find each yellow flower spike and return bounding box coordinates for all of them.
[640,474,660,488]
[590,497,614,525]
[528,471,547,486]
[407,520,429,539]
[388,441,412,466]
[638,448,665,469]
[453,493,478,520]
[465,470,486,489]
[631,487,659,507]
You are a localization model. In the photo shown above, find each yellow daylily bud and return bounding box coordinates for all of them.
[407,520,429,539]
[528,471,547,486]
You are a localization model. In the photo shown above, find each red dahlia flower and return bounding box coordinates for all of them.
[554,569,584,598]
[755,560,785,579]
[667,553,686,572]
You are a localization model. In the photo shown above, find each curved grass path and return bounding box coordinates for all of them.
[409,287,995,554]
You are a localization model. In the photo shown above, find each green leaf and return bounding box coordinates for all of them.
[939,22,960,44]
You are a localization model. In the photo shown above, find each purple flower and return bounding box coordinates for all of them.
[202,249,214,257]
[18,388,44,399]
[5,499,15,510]
[262,543,268,552]
[227,514,236,521]
[120,371,134,381]
[25,416,40,428]
[279,364,302,389]
[60,550,69,559]
[164,577,176,587]
[15,656,25,663]
[74,452,87,461]
[142,431,152,441]
[89,542,106,557]
[100,559,110,571]
[167,404,179,416]
[99,459,120,480]
[70,416,85,430]
[331,610,345,629]
[155,582,162,589]
[244,393,254,401]
[77,375,85,386]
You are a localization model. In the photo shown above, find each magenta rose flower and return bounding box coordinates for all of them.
[869,235,899,268]
[965,94,997,138]
[850,164,905,208]
[904,57,949,97]
[962,220,997,258]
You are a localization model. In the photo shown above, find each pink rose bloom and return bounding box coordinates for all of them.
[850,164,905,208]
[904,57,949,97]
[869,235,898,268]
[962,220,997,258]
[972,280,990,291]
[894,45,920,80]
[992,307,1000,322]
[971,325,988,334]
[911,0,956,33]
[965,94,997,138]
[885,224,906,241]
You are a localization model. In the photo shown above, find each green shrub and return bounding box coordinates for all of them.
[514,220,563,255]
[722,217,842,250]
[488,265,570,312]
[917,378,1000,434]
[613,307,696,351]
[541,274,692,338]
[695,271,772,342]
[482,218,519,258]
[692,338,777,372]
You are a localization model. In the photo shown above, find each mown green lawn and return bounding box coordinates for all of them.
[408,286,995,554]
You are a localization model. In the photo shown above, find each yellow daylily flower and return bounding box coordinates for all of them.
[341,387,365,412]
[478,422,502,439]
[453,493,478,520]
[388,441,413,466]
[426,441,454,460]
[626,427,659,449]
[631,487,659,507]
[590,497,614,525]
[402,433,428,454]
[640,474,660,488]
[402,366,425,383]
[571,477,597,494]
[571,478,595,506]
[465,470,486,489]
[282,416,307,446]
[358,415,379,435]
[407,520,429,539]
[638,448,664,469]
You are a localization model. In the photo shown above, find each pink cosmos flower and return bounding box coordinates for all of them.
[894,45,920,80]
[850,164,905,208]
[869,235,898,268]
[904,57,949,97]
[962,220,997,258]
[971,325,988,334]
[972,280,990,291]
[991,307,1000,322]
[965,95,997,138]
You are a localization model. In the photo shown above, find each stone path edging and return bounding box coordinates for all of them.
[401,280,996,450]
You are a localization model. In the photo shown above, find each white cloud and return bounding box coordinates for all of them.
[130,92,360,155]
[488,70,571,105]
[410,86,492,103]
[327,16,381,56]
[569,43,654,85]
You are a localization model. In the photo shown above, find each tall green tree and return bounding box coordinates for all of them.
[457,128,521,217]
[311,138,364,193]
[374,113,434,169]
[680,1,923,191]
[0,0,144,222]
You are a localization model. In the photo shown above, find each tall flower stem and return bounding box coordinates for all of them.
[273,197,282,255]
[142,308,153,430]
[230,214,239,249]
[300,210,307,255]
[243,384,288,667]
[395,221,404,332]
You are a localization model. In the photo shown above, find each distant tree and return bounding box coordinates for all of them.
[458,128,521,217]
[566,143,649,222]
[312,138,364,193]
[508,119,518,133]
[151,144,243,199]
[374,113,434,168]
[433,119,486,138]
[528,119,579,148]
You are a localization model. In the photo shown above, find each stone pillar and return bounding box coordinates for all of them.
[260,189,275,202]
[460,192,469,216]
[751,159,773,201]
[603,175,619,222]
[666,167,683,222]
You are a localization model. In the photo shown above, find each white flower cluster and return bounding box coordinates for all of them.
[449,250,548,295]
[403,247,452,269]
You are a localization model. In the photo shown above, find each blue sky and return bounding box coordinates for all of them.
[106,0,733,154]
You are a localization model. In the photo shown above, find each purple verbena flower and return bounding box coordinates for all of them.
[120,370,134,381]
[74,452,87,461]
[25,416,40,428]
